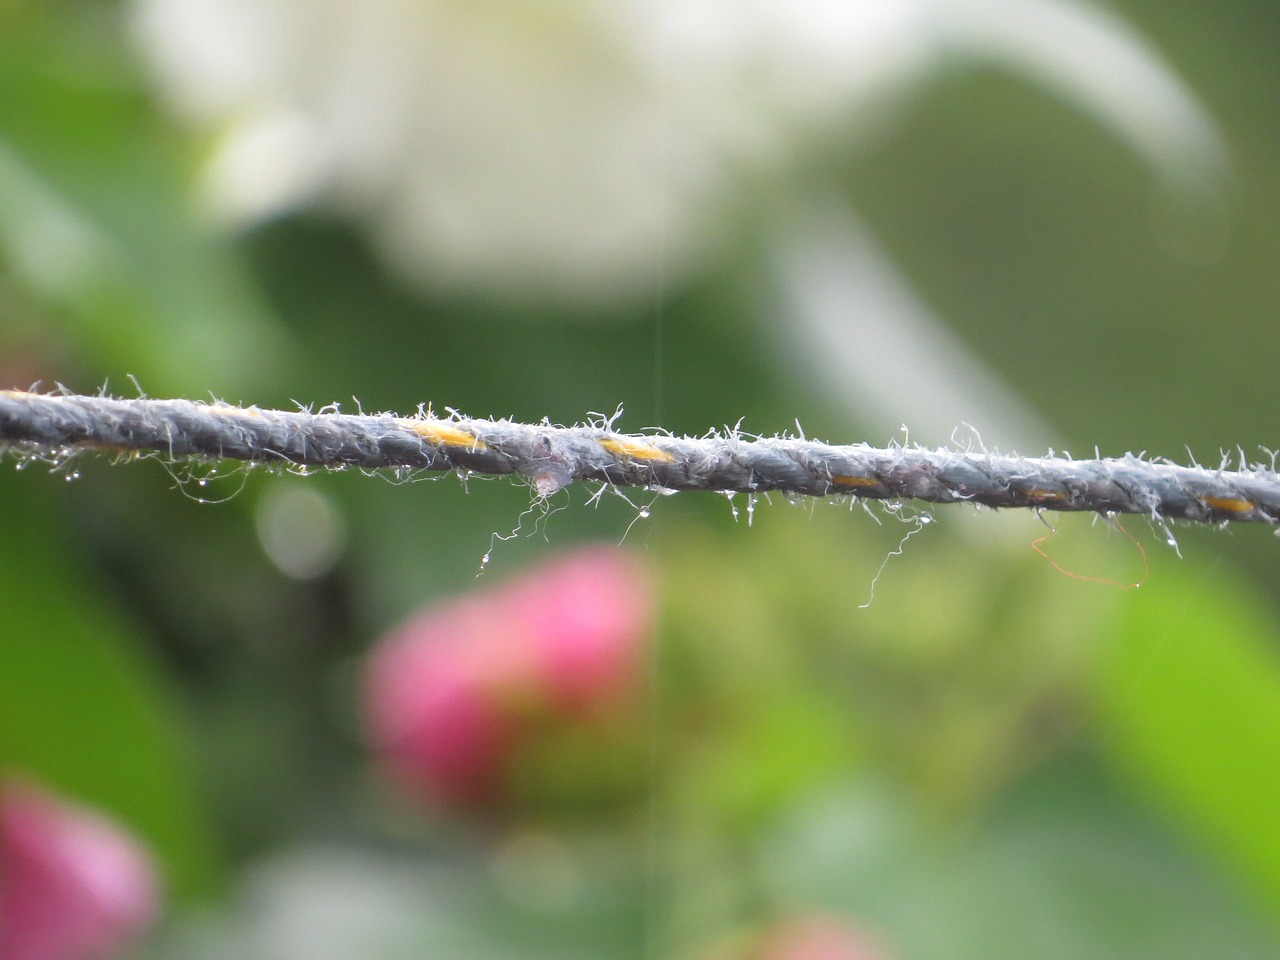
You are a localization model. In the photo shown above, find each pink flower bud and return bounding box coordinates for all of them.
[364,601,522,805]
[755,916,889,960]
[1,779,160,960]
[504,547,651,714]
[363,547,653,808]
[695,915,891,960]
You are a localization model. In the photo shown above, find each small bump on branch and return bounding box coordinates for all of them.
[1,389,1277,528]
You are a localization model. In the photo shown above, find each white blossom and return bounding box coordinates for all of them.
[132,0,1224,308]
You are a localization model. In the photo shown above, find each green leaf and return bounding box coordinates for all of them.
[761,771,1280,960]
[1096,562,1280,913]
[0,5,290,397]
[0,473,222,897]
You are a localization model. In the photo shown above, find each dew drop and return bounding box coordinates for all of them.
[723,492,740,522]
[638,506,651,519]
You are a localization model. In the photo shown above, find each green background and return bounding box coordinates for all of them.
[2,2,1279,957]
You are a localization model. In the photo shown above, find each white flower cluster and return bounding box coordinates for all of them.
[132,0,1223,308]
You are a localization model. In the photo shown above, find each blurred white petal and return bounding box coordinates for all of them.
[130,0,1226,306]
[771,200,1050,451]
[160,848,436,960]
[937,0,1227,187]
[0,143,115,296]
[132,0,293,118]
[197,110,326,225]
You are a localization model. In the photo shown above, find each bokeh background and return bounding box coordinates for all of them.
[3,1,1280,957]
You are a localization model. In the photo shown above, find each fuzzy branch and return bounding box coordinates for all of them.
[1,390,1276,527]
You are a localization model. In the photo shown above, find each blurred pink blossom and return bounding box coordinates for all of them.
[363,546,653,808]
[504,548,652,714]
[754,915,889,960]
[0,779,160,960]
[697,914,891,960]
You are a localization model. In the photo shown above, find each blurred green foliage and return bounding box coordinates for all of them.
[2,1,1280,958]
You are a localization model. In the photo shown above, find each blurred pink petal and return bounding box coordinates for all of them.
[504,547,652,714]
[363,546,653,808]
[363,603,519,805]
[756,916,889,960]
[0,780,159,960]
